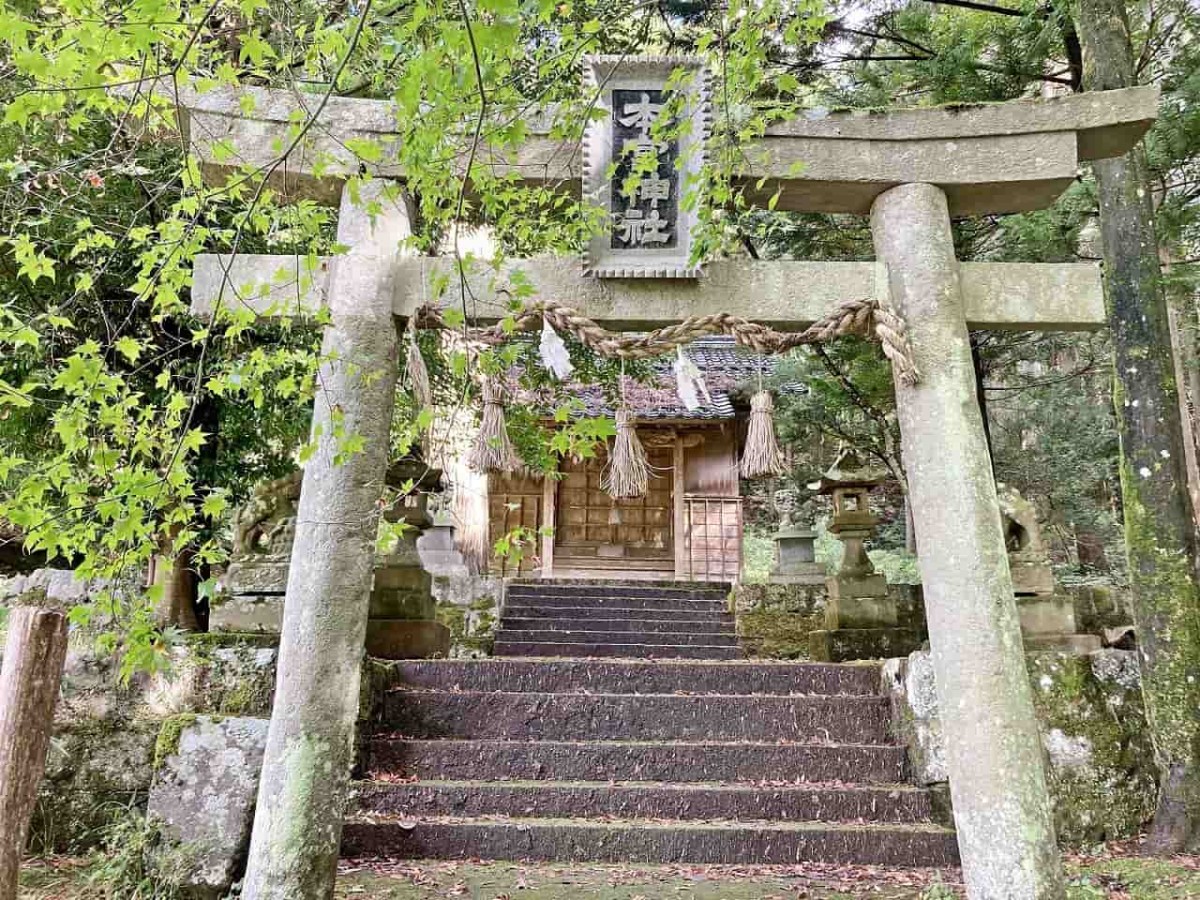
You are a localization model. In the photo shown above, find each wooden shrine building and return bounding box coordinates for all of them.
[486,338,769,582]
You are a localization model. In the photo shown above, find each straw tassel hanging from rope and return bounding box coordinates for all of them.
[740,389,787,478]
[468,379,521,474]
[602,366,651,498]
[603,406,651,498]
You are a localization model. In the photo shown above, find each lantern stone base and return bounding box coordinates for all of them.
[824,593,898,630]
[365,619,451,659]
[827,573,888,600]
[808,627,924,663]
[768,564,825,586]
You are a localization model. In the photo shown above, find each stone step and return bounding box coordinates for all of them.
[507,584,729,602]
[511,577,728,590]
[500,617,736,635]
[504,594,728,613]
[494,629,740,647]
[504,604,733,622]
[386,659,881,696]
[365,739,909,784]
[493,641,743,660]
[355,779,938,824]
[341,816,959,867]
[381,692,892,743]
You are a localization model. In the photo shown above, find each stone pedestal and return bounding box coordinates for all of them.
[211,473,301,636]
[999,485,1102,654]
[768,527,824,585]
[367,470,450,660]
[1018,594,1102,653]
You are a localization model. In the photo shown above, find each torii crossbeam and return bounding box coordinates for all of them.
[166,78,1157,900]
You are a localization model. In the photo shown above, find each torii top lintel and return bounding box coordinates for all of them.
[153,81,1158,218]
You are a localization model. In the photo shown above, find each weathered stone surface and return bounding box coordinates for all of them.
[370,566,435,619]
[357,780,936,824]
[1070,583,1132,632]
[148,716,269,898]
[208,593,285,634]
[417,520,468,577]
[492,640,741,659]
[365,620,450,660]
[1017,594,1079,637]
[240,181,408,900]
[873,182,1062,899]
[881,651,947,785]
[365,737,908,785]
[826,573,888,603]
[885,649,1158,846]
[433,580,498,658]
[141,642,278,719]
[0,569,92,607]
[30,722,159,852]
[221,560,290,595]
[824,593,897,629]
[383,691,892,744]
[387,658,882,696]
[194,254,1109,333]
[808,627,923,663]
[733,582,825,659]
[150,78,1154,216]
[341,817,959,867]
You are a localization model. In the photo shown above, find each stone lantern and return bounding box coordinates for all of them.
[807,450,921,662]
[816,450,888,602]
[366,457,452,659]
[769,524,823,585]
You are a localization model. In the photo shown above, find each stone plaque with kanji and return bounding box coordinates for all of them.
[583,56,711,278]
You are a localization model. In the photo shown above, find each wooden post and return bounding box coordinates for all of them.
[541,464,557,580]
[673,432,686,580]
[0,606,69,900]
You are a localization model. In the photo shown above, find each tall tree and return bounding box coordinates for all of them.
[1079,0,1200,853]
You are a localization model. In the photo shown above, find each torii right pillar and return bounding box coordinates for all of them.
[872,183,1061,898]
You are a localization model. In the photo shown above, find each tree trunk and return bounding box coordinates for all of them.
[1079,0,1200,854]
[240,181,409,899]
[151,523,199,631]
[0,607,69,900]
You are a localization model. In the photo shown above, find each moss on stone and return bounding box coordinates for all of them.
[436,596,497,657]
[185,632,280,652]
[1026,652,1158,844]
[153,714,200,771]
[738,608,822,660]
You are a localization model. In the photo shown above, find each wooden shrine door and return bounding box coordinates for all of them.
[555,440,674,572]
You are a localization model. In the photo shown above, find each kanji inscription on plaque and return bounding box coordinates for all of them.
[583,56,711,278]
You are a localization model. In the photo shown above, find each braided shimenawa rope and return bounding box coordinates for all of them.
[413,296,920,386]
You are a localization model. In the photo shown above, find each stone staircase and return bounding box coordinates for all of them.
[492,580,742,659]
[343,582,958,867]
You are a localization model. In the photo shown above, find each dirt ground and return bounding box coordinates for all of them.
[17,847,1200,900]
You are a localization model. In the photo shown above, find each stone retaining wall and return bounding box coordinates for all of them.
[883,648,1157,845]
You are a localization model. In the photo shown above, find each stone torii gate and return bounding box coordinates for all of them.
[169,75,1157,899]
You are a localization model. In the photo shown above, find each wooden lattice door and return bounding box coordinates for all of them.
[488,471,544,576]
[556,443,673,561]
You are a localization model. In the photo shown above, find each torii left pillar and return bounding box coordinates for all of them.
[242,180,410,899]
